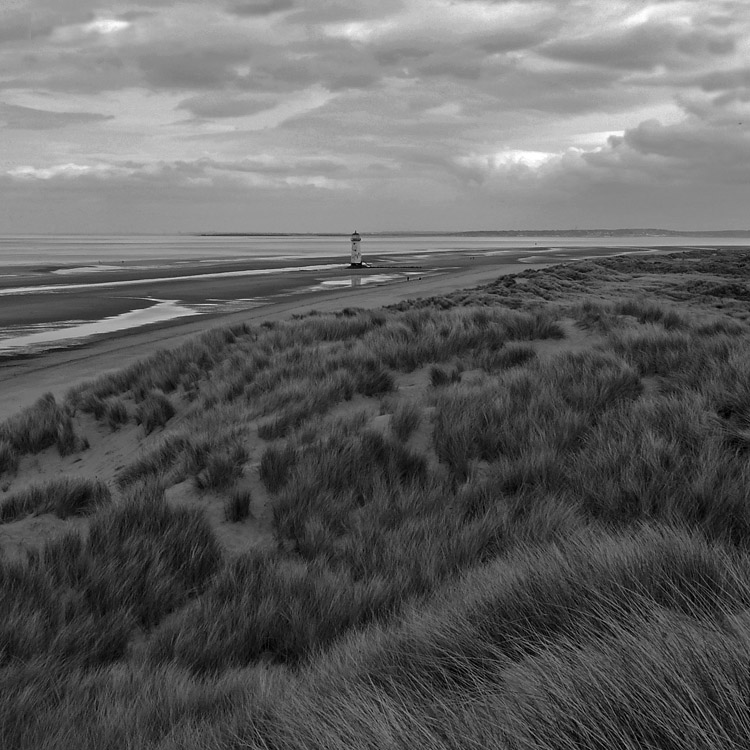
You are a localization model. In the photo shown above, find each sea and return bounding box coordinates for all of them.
[2,233,747,267]
[0,233,746,357]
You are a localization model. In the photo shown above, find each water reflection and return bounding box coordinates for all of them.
[307,273,402,293]
[0,299,197,354]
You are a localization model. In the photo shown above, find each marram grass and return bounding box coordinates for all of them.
[5,249,750,748]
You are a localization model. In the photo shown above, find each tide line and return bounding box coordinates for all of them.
[0,263,343,296]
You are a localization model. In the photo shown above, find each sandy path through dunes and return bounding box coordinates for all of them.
[0,262,541,422]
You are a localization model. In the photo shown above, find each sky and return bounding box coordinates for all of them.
[1,0,749,233]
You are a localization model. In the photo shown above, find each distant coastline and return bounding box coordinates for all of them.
[196,228,750,238]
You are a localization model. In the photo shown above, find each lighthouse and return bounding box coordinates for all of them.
[350,230,363,268]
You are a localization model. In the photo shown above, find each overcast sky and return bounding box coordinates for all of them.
[1,0,749,233]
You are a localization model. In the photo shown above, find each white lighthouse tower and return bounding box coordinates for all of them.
[350,230,363,267]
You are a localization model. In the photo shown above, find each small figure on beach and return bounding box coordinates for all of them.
[350,231,364,268]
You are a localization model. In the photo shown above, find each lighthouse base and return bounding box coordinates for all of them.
[349,262,367,269]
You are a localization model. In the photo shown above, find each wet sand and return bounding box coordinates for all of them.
[0,256,344,326]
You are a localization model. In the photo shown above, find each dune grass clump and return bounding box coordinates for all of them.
[0,393,87,459]
[224,488,252,522]
[146,552,384,672]
[694,317,746,336]
[103,397,129,430]
[67,323,254,404]
[0,477,110,523]
[609,326,735,389]
[117,426,249,491]
[429,364,462,387]
[72,390,130,429]
[562,395,750,544]
[55,417,89,457]
[275,428,429,508]
[1,487,221,671]
[366,307,513,372]
[390,401,422,443]
[572,298,623,333]
[573,298,689,335]
[147,432,577,673]
[256,372,356,440]
[613,298,688,329]
[259,443,297,494]
[478,342,537,371]
[352,359,395,397]
[194,443,248,491]
[74,392,109,420]
[224,526,750,750]
[0,439,19,476]
[116,432,192,488]
[500,308,566,340]
[0,393,65,453]
[0,658,256,750]
[432,350,642,482]
[135,391,175,434]
[86,490,222,626]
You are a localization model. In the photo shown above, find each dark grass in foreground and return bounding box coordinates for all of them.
[1,483,220,670]
[0,393,89,474]
[5,248,750,747]
[0,477,110,523]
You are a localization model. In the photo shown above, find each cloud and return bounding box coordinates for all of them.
[0,13,58,43]
[697,67,750,92]
[0,103,113,130]
[136,49,247,90]
[2,0,750,232]
[8,163,125,179]
[82,18,131,35]
[611,117,750,177]
[177,92,278,118]
[450,110,750,198]
[217,155,347,175]
[229,0,294,17]
[5,155,352,190]
[541,21,736,71]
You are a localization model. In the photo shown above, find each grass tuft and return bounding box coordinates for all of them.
[480,343,537,371]
[135,391,175,434]
[429,364,462,387]
[0,439,19,476]
[104,398,129,430]
[390,401,422,443]
[194,443,248,491]
[354,361,395,397]
[259,443,297,494]
[0,477,111,523]
[0,393,87,458]
[224,487,252,522]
